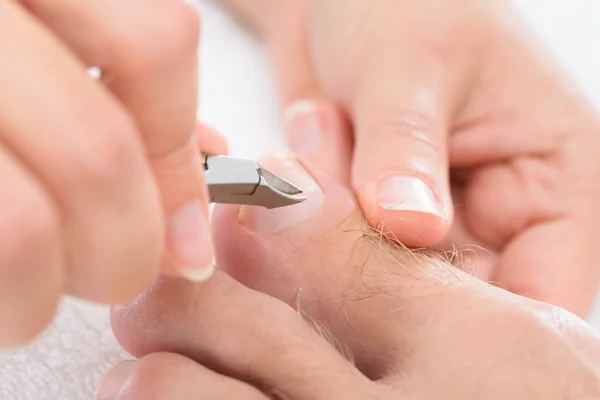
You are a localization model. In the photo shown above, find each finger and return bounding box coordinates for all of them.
[284,101,353,185]
[461,142,600,317]
[307,1,472,246]
[492,217,599,317]
[348,40,459,247]
[196,122,229,156]
[160,121,228,278]
[269,6,353,185]
[111,273,381,400]
[0,2,161,303]
[96,353,268,400]
[22,0,213,280]
[0,146,62,346]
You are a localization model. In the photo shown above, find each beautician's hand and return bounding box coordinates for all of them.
[0,1,224,347]
[220,0,600,316]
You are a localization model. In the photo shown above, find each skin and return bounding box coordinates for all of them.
[218,0,600,316]
[103,155,600,400]
[0,1,226,347]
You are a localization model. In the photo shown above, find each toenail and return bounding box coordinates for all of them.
[96,361,134,400]
[239,153,325,234]
[376,175,443,216]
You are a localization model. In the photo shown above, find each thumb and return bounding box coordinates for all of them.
[349,43,461,247]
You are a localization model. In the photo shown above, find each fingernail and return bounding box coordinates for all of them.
[284,101,324,157]
[96,361,134,400]
[376,175,443,216]
[239,153,324,234]
[180,262,215,282]
[167,200,214,282]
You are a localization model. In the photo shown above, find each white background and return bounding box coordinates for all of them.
[1,1,600,399]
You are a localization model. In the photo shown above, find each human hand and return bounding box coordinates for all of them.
[0,1,226,347]
[220,0,600,316]
[105,155,600,399]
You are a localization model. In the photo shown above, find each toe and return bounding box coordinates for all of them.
[212,153,359,304]
[211,154,481,378]
[96,353,267,400]
[110,272,380,400]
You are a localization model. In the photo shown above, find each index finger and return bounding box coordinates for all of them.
[23,0,214,279]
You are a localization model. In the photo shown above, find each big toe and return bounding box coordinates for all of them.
[212,153,472,378]
[212,153,360,309]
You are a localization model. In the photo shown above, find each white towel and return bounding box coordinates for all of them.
[1,1,599,399]
[0,300,128,400]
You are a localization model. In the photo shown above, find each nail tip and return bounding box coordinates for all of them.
[284,100,318,122]
[375,175,444,218]
[181,263,215,282]
[378,202,444,218]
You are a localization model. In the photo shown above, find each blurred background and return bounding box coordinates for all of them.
[0,0,599,399]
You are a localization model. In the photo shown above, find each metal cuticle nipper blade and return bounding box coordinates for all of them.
[203,155,306,209]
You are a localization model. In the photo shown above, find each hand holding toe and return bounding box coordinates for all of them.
[220,0,600,316]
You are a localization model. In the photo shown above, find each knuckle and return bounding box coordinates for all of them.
[501,304,600,393]
[369,110,441,155]
[64,113,141,188]
[115,1,200,71]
